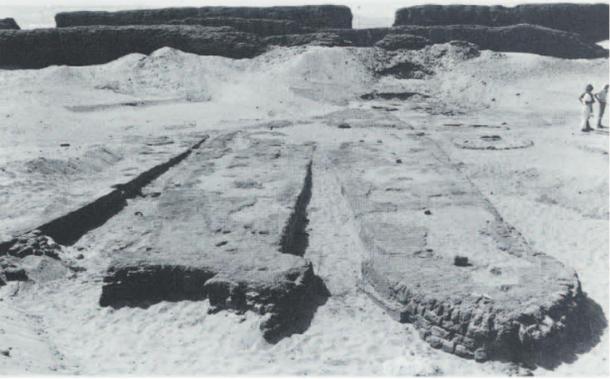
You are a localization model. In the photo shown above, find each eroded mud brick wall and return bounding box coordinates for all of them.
[165,17,306,36]
[392,24,607,59]
[0,4,606,69]
[55,5,353,29]
[0,18,19,30]
[322,24,607,59]
[0,26,263,69]
[394,3,609,42]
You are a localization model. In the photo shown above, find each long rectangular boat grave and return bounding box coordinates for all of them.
[329,134,588,364]
[99,130,327,342]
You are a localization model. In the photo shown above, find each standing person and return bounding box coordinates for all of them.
[594,84,608,128]
[579,84,595,132]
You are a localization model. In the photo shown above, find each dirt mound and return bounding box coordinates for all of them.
[0,25,263,69]
[6,45,374,111]
[167,17,306,36]
[0,18,19,30]
[20,147,122,176]
[394,4,609,42]
[428,47,608,113]
[353,41,479,82]
[55,5,352,29]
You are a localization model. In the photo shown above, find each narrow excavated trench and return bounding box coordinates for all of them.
[280,161,313,257]
[38,136,209,246]
[0,135,209,250]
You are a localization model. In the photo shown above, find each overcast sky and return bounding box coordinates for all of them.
[0,0,603,29]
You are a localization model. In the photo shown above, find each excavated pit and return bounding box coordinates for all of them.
[35,136,208,246]
[99,131,328,342]
[330,134,604,367]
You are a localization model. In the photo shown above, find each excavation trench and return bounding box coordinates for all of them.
[280,161,313,257]
[0,136,208,250]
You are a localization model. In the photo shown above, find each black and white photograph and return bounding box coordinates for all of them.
[0,0,608,376]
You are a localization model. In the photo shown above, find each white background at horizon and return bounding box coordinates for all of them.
[0,0,605,29]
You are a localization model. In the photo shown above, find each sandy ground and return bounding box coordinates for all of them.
[0,44,608,375]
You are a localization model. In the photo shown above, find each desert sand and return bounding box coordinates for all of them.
[0,41,608,375]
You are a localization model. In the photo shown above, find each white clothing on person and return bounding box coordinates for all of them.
[596,89,608,126]
[581,92,594,129]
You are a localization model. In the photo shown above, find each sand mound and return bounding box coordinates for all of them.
[429,50,609,113]
[23,46,374,107]
[20,146,123,177]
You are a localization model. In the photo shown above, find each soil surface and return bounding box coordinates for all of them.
[0,44,607,375]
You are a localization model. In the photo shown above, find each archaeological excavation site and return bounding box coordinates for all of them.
[0,2,608,376]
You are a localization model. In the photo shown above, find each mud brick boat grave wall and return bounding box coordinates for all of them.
[98,131,328,343]
[329,134,593,364]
